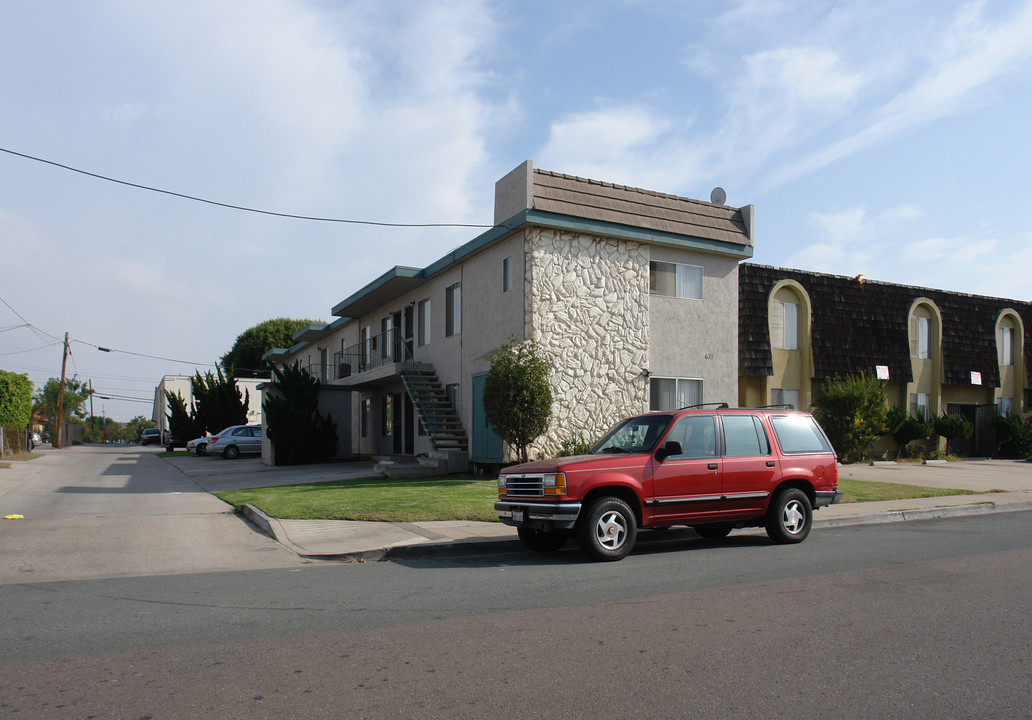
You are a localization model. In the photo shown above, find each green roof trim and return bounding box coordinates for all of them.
[329,208,751,320]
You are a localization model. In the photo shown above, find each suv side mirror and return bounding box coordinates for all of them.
[656,441,682,461]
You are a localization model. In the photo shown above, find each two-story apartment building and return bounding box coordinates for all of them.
[266,161,755,467]
[739,264,1031,455]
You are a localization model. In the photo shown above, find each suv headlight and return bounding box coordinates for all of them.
[543,472,567,496]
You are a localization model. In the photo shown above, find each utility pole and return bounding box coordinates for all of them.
[89,379,95,443]
[55,332,69,449]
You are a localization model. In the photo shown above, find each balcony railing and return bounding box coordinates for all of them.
[333,328,414,380]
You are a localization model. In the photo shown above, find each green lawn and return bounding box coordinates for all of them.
[215,476,499,523]
[837,477,979,503]
[214,474,983,522]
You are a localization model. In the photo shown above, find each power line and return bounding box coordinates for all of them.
[1,146,495,229]
[71,339,213,367]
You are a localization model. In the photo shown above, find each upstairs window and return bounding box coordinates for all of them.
[502,256,512,293]
[417,298,431,347]
[445,282,461,337]
[998,325,1014,366]
[650,261,702,300]
[771,301,800,350]
[911,315,931,359]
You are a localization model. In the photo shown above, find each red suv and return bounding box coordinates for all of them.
[496,406,841,561]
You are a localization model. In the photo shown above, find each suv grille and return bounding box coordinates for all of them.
[503,474,544,497]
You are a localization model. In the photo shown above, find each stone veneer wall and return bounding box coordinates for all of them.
[525,227,650,458]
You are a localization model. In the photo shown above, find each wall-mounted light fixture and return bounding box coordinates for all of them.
[641,368,651,378]
[855,274,866,284]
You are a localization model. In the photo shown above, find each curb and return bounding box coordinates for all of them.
[816,499,1032,528]
[239,500,1032,562]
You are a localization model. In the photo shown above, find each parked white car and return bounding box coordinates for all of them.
[206,425,262,459]
[186,436,210,456]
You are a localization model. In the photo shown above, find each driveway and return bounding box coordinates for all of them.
[0,446,312,584]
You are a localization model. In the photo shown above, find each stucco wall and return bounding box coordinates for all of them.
[647,252,740,406]
[524,227,650,456]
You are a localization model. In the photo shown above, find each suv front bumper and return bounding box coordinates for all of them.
[495,500,582,531]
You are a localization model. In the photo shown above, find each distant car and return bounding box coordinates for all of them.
[165,435,188,451]
[29,433,42,450]
[141,428,162,446]
[186,436,209,456]
[206,425,262,459]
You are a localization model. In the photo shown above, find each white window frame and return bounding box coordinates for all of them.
[649,377,703,411]
[445,282,461,337]
[649,261,703,300]
[771,301,800,350]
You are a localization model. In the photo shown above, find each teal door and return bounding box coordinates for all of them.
[471,372,504,463]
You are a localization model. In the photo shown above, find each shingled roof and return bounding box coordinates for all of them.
[740,264,1032,388]
[532,169,752,247]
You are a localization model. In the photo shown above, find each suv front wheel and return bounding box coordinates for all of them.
[577,497,637,561]
[766,488,812,544]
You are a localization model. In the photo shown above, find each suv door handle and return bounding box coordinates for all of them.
[766,461,775,467]
[708,463,718,470]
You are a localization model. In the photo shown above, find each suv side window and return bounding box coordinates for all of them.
[769,415,834,454]
[721,415,770,457]
[665,415,716,459]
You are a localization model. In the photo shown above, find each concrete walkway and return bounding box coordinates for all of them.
[228,457,1031,561]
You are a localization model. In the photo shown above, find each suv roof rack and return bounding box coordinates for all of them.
[756,404,796,410]
[679,402,730,410]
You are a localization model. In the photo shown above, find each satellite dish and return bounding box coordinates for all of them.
[710,187,726,205]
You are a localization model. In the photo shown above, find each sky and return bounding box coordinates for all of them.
[2,0,1031,422]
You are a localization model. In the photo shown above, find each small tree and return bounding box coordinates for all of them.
[192,367,248,433]
[263,362,337,465]
[933,412,973,455]
[32,375,93,441]
[165,390,203,442]
[812,373,888,463]
[483,338,554,463]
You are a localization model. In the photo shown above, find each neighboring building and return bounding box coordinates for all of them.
[739,264,1031,455]
[151,374,265,435]
[267,161,755,466]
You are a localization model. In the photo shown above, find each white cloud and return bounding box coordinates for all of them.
[766,0,1032,187]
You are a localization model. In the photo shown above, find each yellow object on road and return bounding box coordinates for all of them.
[4,514,24,519]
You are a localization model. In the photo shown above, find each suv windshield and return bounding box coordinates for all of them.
[591,415,672,454]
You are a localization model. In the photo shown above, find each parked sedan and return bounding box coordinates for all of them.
[206,425,262,459]
[140,428,162,446]
[186,436,209,456]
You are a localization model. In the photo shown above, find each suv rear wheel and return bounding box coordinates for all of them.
[766,488,812,544]
[577,497,637,561]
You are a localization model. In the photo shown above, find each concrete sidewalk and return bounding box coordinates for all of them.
[236,458,1032,562]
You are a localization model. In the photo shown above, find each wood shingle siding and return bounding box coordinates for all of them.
[739,264,1032,387]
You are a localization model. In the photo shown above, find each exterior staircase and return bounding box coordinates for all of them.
[400,364,469,453]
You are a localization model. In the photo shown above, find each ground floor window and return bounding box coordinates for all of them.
[909,392,930,419]
[771,387,800,410]
[382,394,393,436]
[999,396,1013,415]
[649,377,702,411]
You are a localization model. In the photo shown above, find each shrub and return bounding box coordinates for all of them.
[933,413,973,443]
[887,405,933,458]
[996,411,1032,458]
[812,374,888,463]
[557,435,592,457]
[263,362,337,465]
[483,338,554,463]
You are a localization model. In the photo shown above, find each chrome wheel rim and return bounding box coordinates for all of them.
[595,510,628,550]
[782,499,805,534]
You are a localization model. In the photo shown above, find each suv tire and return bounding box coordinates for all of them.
[517,528,568,552]
[766,488,812,544]
[577,497,637,561]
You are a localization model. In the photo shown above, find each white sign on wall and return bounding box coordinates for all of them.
[970,371,982,385]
